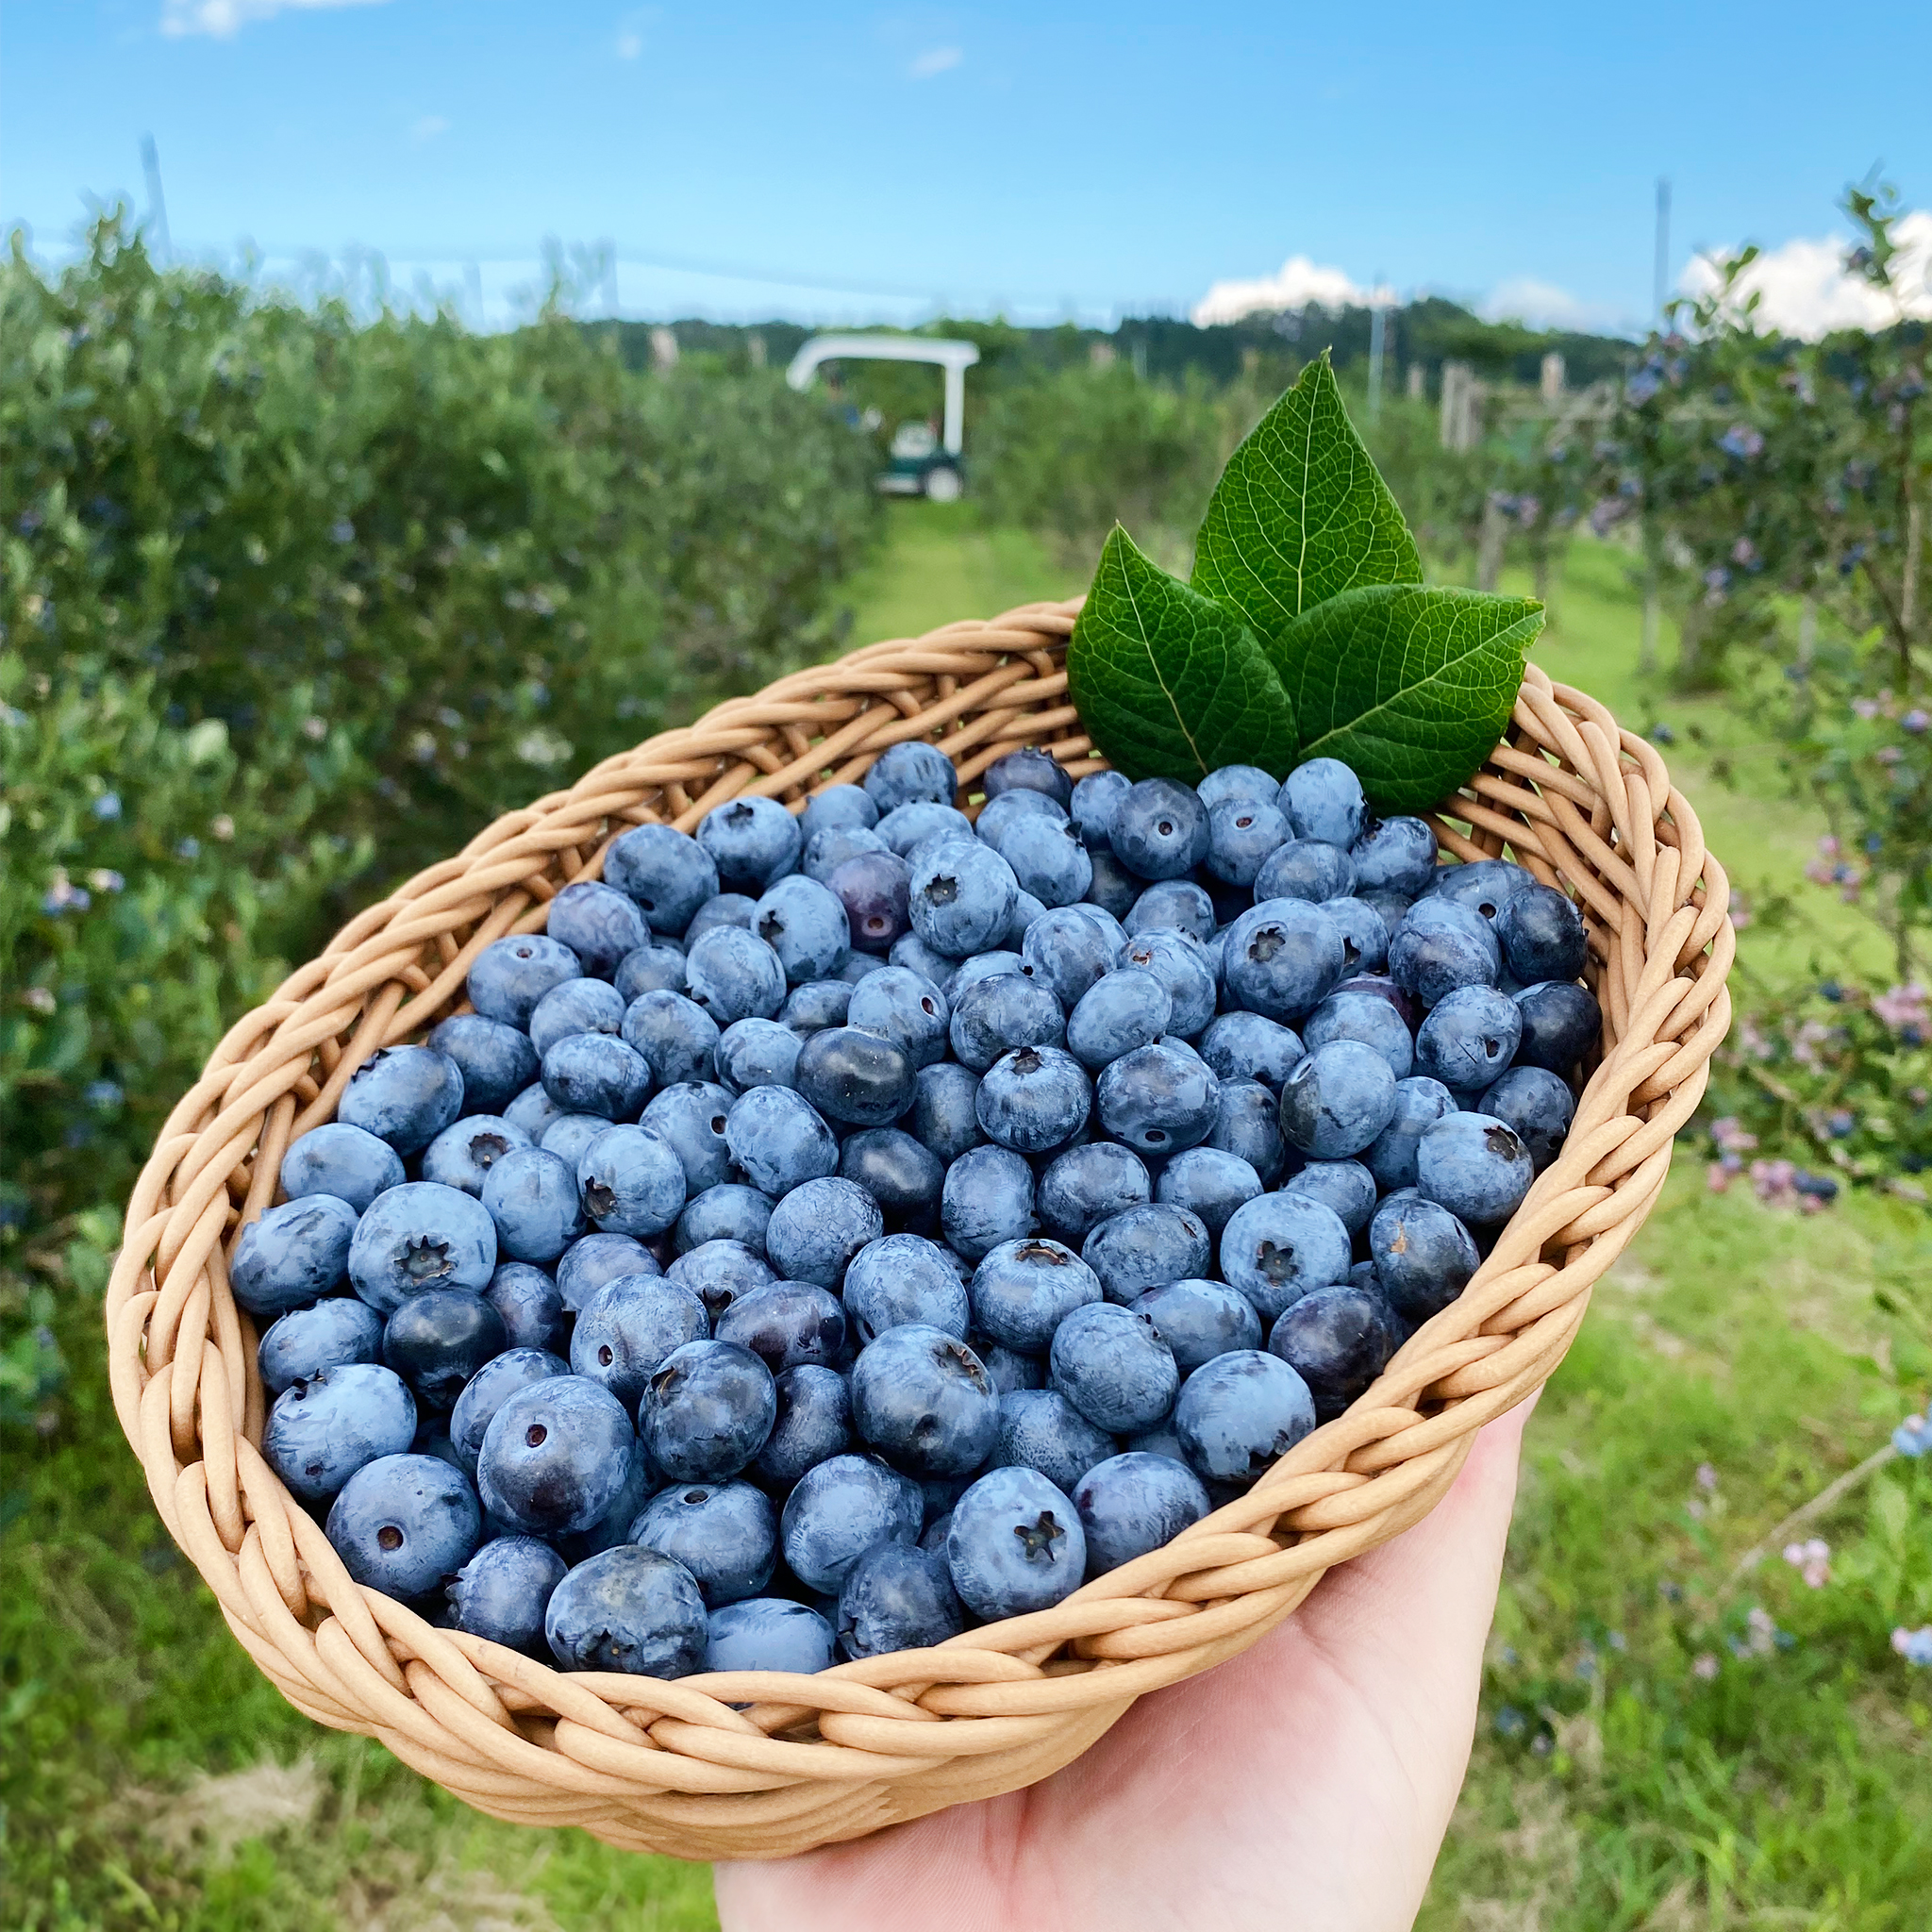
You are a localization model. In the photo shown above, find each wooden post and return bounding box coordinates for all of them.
[747,332,767,370]
[649,325,679,371]
[1540,352,1565,406]
[1477,494,1507,591]
[1407,362,1425,402]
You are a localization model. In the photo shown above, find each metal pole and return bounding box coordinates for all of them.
[1653,176,1672,323]
[1367,295,1386,425]
[140,134,172,263]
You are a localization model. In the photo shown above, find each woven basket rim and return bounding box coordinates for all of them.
[106,595,1735,1859]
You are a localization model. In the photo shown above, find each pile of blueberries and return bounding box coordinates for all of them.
[237,741,1598,1682]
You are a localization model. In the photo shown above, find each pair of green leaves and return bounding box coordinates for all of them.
[1065,354,1544,811]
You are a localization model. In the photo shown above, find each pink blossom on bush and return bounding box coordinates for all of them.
[1873,984,1928,1033]
[1781,1538,1831,1588]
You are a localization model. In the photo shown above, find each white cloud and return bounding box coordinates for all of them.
[161,0,391,37]
[1479,276,1628,333]
[409,114,448,142]
[1679,211,1932,339]
[616,27,642,58]
[1191,255,1394,326]
[909,45,962,78]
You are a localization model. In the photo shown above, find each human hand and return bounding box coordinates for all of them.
[715,1397,1534,1932]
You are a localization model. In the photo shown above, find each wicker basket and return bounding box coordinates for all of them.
[107,596,1734,1861]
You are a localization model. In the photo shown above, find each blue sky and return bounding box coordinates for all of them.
[5,0,1930,334]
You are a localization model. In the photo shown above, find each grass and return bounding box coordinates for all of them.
[3,507,1926,1932]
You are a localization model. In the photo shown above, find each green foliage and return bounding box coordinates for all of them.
[1191,355,1422,638]
[1065,528,1296,782]
[1274,585,1543,810]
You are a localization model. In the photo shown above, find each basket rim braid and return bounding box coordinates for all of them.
[107,596,1735,1861]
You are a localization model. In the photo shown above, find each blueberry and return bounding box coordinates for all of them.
[278,1124,405,1216]
[1256,838,1357,905]
[1206,1078,1290,1185]
[1070,769,1132,848]
[1281,1158,1378,1236]
[1117,929,1218,1036]
[977,1341,1046,1396]
[801,782,880,841]
[778,977,850,1034]
[1174,1349,1315,1487]
[556,1441,656,1564]
[753,1364,852,1488]
[1082,1202,1211,1304]
[1305,989,1415,1080]
[1268,1285,1399,1420]
[475,1262,563,1355]
[665,1240,774,1324]
[842,964,949,1073]
[545,1544,708,1675]
[826,848,912,956]
[839,1128,945,1221]
[326,1453,479,1601]
[1108,778,1208,881]
[975,789,1069,856]
[1132,1277,1261,1374]
[349,1182,497,1314]
[614,942,691,1001]
[745,873,848,985]
[1049,1302,1177,1433]
[476,1375,636,1537]
[1155,1146,1263,1236]
[974,1044,1091,1154]
[1427,858,1527,928]
[232,1194,358,1317]
[555,1231,657,1311]
[1369,1194,1480,1322]
[1279,1039,1399,1159]
[479,1146,585,1263]
[947,951,1026,1000]
[1036,1141,1152,1244]
[468,934,581,1030]
[604,824,721,934]
[982,745,1074,807]
[1074,1451,1211,1576]
[382,1288,508,1409]
[447,1536,568,1654]
[970,1237,1105,1352]
[620,990,720,1089]
[909,1061,985,1163]
[715,1016,803,1094]
[941,1144,1036,1260]
[948,972,1065,1073]
[1276,758,1367,847]
[864,741,958,813]
[850,1325,998,1476]
[1497,882,1590,984]
[427,1015,541,1118]
[707,1596,837,1674]
[715,1280,848,1374]
[540,880,647,980]
[687,891,758,941]
[1362,1075,1459,1191]
[946,1466,1085,1618]
[836,1541,970,1660]
[1064,968,1171,1071]
[258,1296,386,1395]
[503,1081,569,1144]
[1224,900,1346,1022]
[340,1045,465,1156]
[1357,889,1415,944]
[991,813,1092,908]
[1389,899,1501,1008]
[640,1340,776,1483]
[1096,1041,1220,1155]
[694,795,800,895]
[780,1452,923,1592]
[1197,1012,1305,1092]
[843,1234,971,1344]
[629,1480,777,1607]
[989,1388,1116,1492]
[639,1081,734,1194]
[263,1362,416,1501]
[1318,896,1392,974]
[1332,971,1421,1028]
[675,1183,774,1256]
[908,838,1020,958]
[804,824,889,885]
[1512,981,1600,1074]
[1417,1112,1534,1226]
[888,930,959,986]
[1219,1191,1352,1323]
[450,1347,571,1472]
[1351,815,1438,897]
[1188,763,1273,809]
[541,1032,652,1122]
[684,925,788,1027]
[1081,844,1143,922]
[570,1275,709,1407]
[1201,796,1288,888]
[544,1114,621,1190]
[790,1025,914,1129]
[1415,985,1523,1095]
[1479,1064,1574,1172]
[724,1086,840,1196]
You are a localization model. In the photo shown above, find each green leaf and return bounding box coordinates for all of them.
[1191,352,1422,640]
[1271,585,1542,811]
[1068,526,1298,784]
